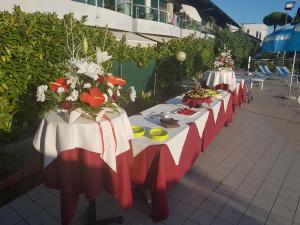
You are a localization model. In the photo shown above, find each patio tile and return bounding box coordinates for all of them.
[17,202,42,219]
[8,195,32,210]
[25,210,53,225]
[0,205,14,217]
[0,212,23,225]
[199,200,223,216]
[182,193,205,207]
[183,220,198,225]
[279,187,300,200]
[211,217,234,225]
[173,201,196,218]
[45,202,61,221]
[244,205,269,223]
[217,207,243,224]
[35,192,59,208]
[225,198,248,213]
[255,189,277,202]
[162,210,186,225]
[270,203,295,221]
[266,213,293,225]
[274,195,298,210]
[15,220,30,225]
[190,209,215,225]
[250,197,274,211]
[260,182,281,194]
[238,215,265,225]
[207,192,230,206]
[26,185,49,201]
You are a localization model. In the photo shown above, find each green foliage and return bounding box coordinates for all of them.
[0,7,256,144]
[155,35,215,92]
[214,28,259,68]
[263,12,293,31]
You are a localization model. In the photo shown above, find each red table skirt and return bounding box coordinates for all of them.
[130,96,234,221]
[44,148,133,225]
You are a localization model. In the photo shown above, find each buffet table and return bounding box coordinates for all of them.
[33,110,134,225]
[129,91,234,221]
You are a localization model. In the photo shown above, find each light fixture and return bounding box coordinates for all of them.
[176,51,186,62]
[285,1,296,10]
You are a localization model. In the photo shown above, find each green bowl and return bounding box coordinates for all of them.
[149,128,168,141]
[132,125,145,137]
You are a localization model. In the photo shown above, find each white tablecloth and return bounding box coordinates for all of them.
[130,91,231,165]
[204,70,236,91]
[33,109,133,171]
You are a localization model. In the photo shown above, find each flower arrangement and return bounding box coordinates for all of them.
[213,45,234,71]
[36,46,136,122]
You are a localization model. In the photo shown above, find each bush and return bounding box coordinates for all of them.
[0,7,256,144]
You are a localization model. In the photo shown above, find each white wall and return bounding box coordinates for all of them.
[1,1,210,41]
[1,0,133,31]
[132,18,181,37]
[241,23,268,41]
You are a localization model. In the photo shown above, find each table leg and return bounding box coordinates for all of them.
[86,199,124,225]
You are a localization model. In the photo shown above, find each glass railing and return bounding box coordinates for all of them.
[71,0,213,34]
[132,4,169,23]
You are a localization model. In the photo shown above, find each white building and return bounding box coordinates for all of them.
[240,23,268,41]
[1,0,214,46]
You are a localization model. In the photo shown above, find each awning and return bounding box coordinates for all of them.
[110,30,157,47]
[181,4,202,22]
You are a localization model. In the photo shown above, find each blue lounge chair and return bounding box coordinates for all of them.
[276,66,300,83]
[254,65,274,80]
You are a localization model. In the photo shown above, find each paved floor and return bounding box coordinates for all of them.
[1,81,300,225]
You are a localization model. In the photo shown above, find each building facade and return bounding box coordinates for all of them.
[241,23,268,41]
[1,0,238,46]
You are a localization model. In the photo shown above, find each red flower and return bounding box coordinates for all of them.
[79,87,105,108]
[98,75,126,86]
[50,77,68,92]
[61,100,72,110]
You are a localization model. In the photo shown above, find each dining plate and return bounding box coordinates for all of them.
[131,125,145,137]
[149,128,168,141]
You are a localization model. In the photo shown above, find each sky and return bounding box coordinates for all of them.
[212,0,299,24]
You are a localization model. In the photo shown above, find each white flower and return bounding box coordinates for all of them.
[76,61,102,80]
[107,88,113,97]
[66,90,79,102]
[36,85,48,102]
[103,94,108,103]
[118,86,122,90]
[130,86,136,102]
[57,87,65,95]
[96,48,112,64]
[107,82,114,88]
[67,75,79,89]
[83,83,91,89]
[117,90,120,97]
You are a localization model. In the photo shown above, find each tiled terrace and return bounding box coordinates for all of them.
[1,80,300,225]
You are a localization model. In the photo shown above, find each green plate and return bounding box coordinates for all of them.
[132,125,145,137]
[149,128,169,141]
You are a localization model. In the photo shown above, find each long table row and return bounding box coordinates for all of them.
[32,79,246,225]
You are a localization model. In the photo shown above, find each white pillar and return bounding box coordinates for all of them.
[145,0,151,15]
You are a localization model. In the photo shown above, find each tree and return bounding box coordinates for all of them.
[263,12,293,31]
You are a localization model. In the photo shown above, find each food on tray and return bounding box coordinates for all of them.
[177,108,197,115]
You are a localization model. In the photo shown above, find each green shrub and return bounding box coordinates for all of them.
[0,7,256,144]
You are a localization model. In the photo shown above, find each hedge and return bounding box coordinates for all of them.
[0,6,256,144]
